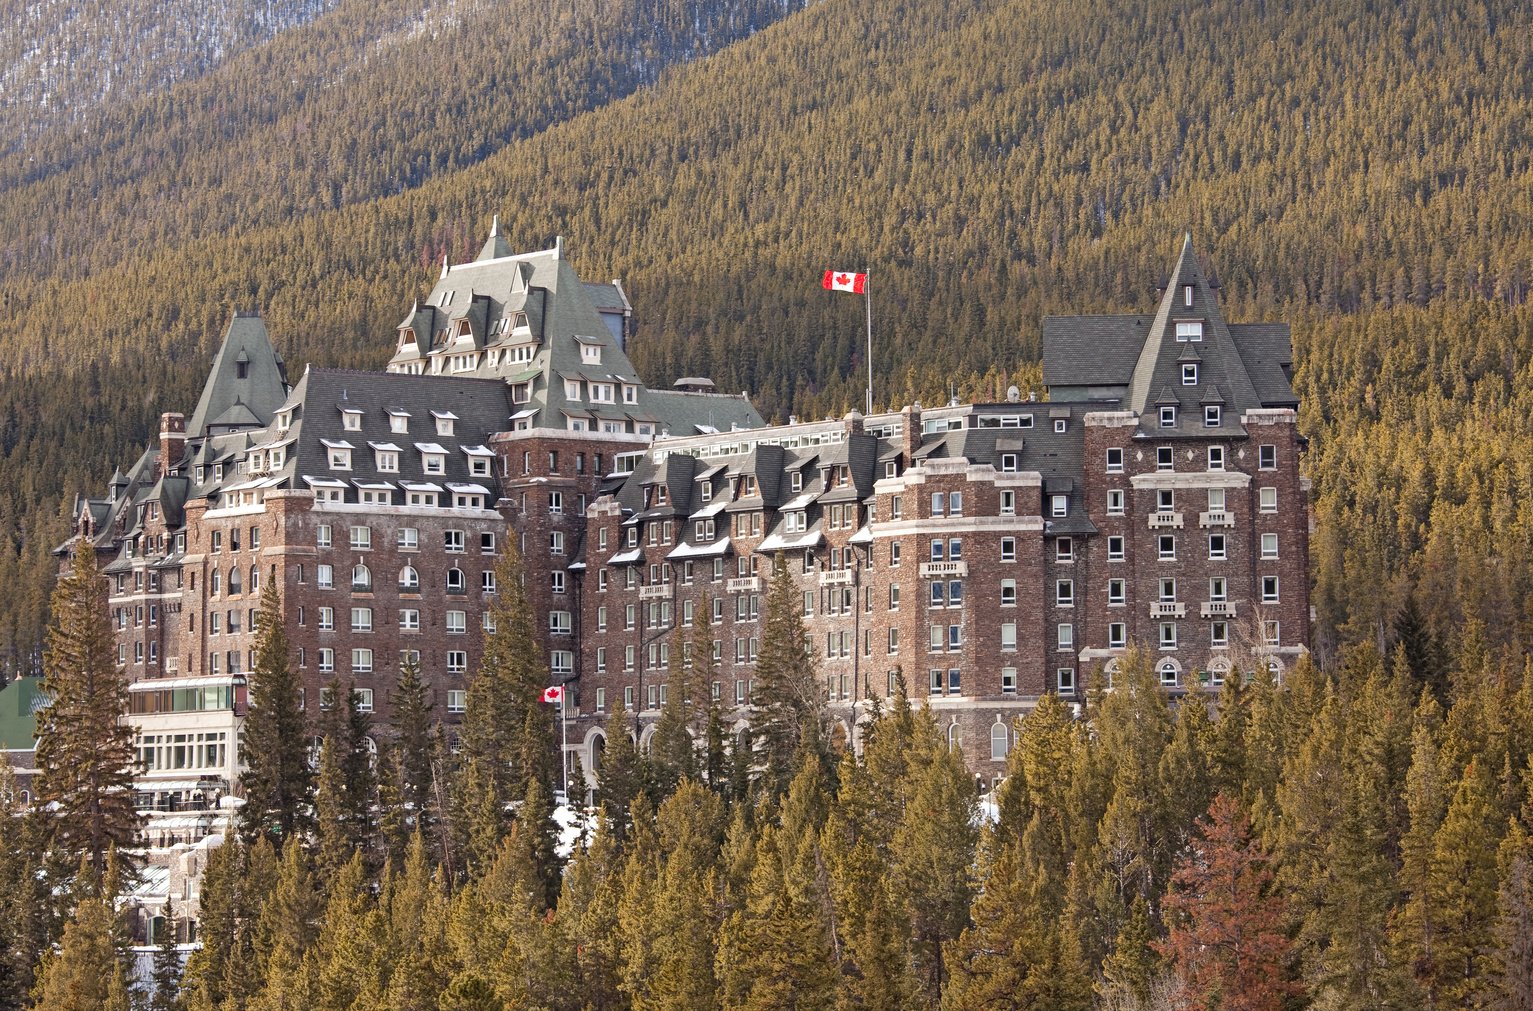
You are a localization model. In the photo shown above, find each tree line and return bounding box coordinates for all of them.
[6,548,1533,1008]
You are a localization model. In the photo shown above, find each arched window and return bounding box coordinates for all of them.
[1158,660,1180,687]
[446,568,466,594]
[990,722,1009,761]
[398,565,419,591]
[947,721,963,752]
[227,567,242,595]
[352,564,371,591]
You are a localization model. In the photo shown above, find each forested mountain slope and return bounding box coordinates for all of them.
[0,0,1530,675]
[0,0,809,279]
[0,0,338,151]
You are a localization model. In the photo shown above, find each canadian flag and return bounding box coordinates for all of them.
[822,270,867,294]
[542,685,564,704]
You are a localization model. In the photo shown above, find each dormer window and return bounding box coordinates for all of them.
[565,379,582,401]
[622,385,638,405]
[1175,321,1203,342]
[512,312,529,332]
[341,409,362,431]
[1183,284,1194,307]
[510,382,531,404]
[433,412,457,437]
[1159,406,1177,428]
[275,410,292,430]
[400,328,417,348]
[438,289,455,307]
[581,342,601,365]
[509,345,534,365]
[1054,419,1067,433]
[322,440,354,470]
[463,446,494,477]
[699,482,713,503]
[389,410,410,434]
[1182,364,1198,385]
[790,472,803,493]
[1205,406,1221,427]
[372,444,400,472]
[590,382,615,404]
[741,476,757,497]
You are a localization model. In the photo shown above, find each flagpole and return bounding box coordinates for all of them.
[560,692,569,801]
[864,271,874,415]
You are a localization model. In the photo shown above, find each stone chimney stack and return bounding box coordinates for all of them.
[843,410,865,437]
[900,403,923,465]
[160,413,186,477]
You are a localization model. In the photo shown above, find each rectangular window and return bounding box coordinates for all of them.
[1159,577,1177,602]
[1209,576,1227,601]
[1002,667,1017,693]
[1051,494,1068,518]
[1057,623,1073,650]
[316,524,331,548]
[1261,533,1279,559]
[929,669,944,696]
[1212,621,1229,647]
[1106,447,1124,473]
[444,530,465,553]
[1108,578,1126,604]
[1182,363,1198,385]
[1264,620,1280,645]
[1000,537,1016,562]
[1158,535,1176,560]
[1160,406,1177,428]
[447,690,467,714]
[1158,489,1176,511]
[350,607,372,632]
[446,610,468,634]
[399,608,420,631]
[1207,445,1224,470]
[1176,321,1203,341]
[1001,579,1017,606]
[950,492,963,516]
[1108,489,1125,515]
[351,649,373,674]
[447,651,467,674]
[1055,579,1073,606]
[890,541,902,567]
[1259,487,1278,513]
[1159,623,1177,649]
[318,607,334,631]
[1262,576,1280,602]
[1205,407,1221,429]
[318,648,334,673]
[1001,490,1016,516]
[1109,623,1127,648]
[1108,535,1125,560]
[1157,446,1174,471]
[931,492,945,517]
[1056,537,1073,562]
[1001,622,1017,652]
[1259,444,1277,470]
[397,527,419,550]
[1209,533,1227,560]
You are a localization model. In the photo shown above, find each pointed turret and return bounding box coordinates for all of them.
[477,215,512,262]
[1125,236,1264,432]
[187,314,289,438]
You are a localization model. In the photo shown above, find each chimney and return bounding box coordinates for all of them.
[160,413,186,477]
[844,410,865,437]
[900,403,922,464]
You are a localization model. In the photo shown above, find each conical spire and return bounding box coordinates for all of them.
[476,215,512,261]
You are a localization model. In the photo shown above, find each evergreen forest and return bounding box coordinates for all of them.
[8,554,1533,1008]
[4,0,1533,1000]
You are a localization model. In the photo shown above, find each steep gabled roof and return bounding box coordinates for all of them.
[188,315,289,437]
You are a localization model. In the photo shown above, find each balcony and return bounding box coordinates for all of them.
[1148,511,1183,529]
[819,569,854,587]
[919,561,969,578]
[1199,511,1234,528]
[638,584,670,600]
[1200,601,1236,618]
[1151,602,1186,618]
[726,576,761,593]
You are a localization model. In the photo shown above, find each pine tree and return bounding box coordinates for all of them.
[1157,794,1296,1011]
[559,808,626,1010]
[648,648,698,800]
[29,889,131,1011]
[892,717,978,1004]
[597,707,642,838]
[148,895,184,1011]
[313,677,377,880]
[239,582,313,846]
[459,539,554,817]
[34,539,140,877]
[1424,759,1505,1005]
[749,553,827,797]
[393,655,436,827]
[1486,830,1533,1011]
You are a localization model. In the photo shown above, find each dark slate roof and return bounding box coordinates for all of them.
[1041,238,1296,424]
[187,315,289,438]
[1040,314,1151,389]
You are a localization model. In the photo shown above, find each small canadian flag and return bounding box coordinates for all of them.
[542,685,564,704]
[822,270,867,294]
